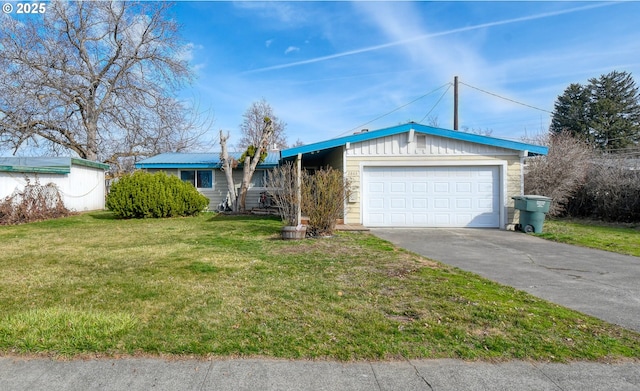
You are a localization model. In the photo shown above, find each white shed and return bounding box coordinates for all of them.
[0,157,110,212]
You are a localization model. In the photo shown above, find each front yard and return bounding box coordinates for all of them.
[1,212,639,361]
[540,219,640,257]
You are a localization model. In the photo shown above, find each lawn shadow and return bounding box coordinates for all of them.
[86,211,119,220]
[207,213,281,223]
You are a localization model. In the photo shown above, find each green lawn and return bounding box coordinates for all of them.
[540,219,640,257]
[1,212,639,361]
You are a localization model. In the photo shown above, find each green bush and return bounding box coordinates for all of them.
[106,171,209,218]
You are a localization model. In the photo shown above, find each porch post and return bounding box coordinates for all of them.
[296,153,302,226]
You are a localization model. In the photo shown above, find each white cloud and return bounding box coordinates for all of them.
[284,46,300,55]
[175,42,201,63]
[245,2,617,75]
[265,39,274,48]
[232,2,305,26]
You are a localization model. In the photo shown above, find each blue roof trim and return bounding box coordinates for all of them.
[281,123,548,158]
[135,152,279,169]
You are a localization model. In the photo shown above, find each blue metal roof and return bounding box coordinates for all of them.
[281,123,548,158]
[0,157,109,174]
[135,152,280,169]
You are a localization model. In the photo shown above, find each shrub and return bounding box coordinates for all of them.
[301,167,351,237]
[524,132,593,216]
[106,171,209,218]
[265,162,299,226]
[0,176,71,225]
[567,158,640,222]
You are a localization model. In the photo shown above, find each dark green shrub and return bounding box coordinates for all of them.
[106,171,209,218]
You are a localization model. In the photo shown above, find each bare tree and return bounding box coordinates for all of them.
[0,1,207,168]
[290,138,305,148]
[524,132,594,216]
[265,162,299,226]
[237,99,287,150]
[461,126,493,136]
[219,117,274,212]
[425,115,440,128]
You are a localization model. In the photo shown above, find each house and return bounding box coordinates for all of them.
[134,152,280,210]
[136,122,548,228]
[0,157,110,211]
[280,122,548,229]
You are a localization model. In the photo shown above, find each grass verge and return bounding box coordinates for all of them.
[1,212,639,361]
[540,219,640,257]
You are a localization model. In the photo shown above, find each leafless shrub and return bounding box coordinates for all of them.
[0,176,70,225]
[265,162,299,226]
[567,157,640,222]
[302,167,352,237]
[524,132,594,217]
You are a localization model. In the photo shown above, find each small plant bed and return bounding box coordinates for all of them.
[539,219,640,257]
[1,212,639,361]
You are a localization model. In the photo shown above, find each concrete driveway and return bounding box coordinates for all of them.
[371,228,640,333]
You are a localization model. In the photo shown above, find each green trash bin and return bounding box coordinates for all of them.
[512,195,552,233]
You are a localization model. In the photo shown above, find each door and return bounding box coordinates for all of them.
[362,166,500,227]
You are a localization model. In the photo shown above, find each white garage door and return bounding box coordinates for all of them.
[363,166,500,228]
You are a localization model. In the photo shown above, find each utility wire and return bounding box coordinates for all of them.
[459,81,553,114]
[337,83,451,137]
[420,83,452,124]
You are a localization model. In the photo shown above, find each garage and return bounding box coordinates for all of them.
[279,122,548,229]
[362,166,500,228]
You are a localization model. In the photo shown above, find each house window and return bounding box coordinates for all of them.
[253,169,266,187]
[180,170,213,189]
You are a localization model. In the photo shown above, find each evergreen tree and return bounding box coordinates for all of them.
[550,71,640,151]
[589,71,640,150]
[549,83,591,141]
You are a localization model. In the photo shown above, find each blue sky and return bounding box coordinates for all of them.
[175,1,640,149]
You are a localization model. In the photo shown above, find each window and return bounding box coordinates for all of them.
[253,169,266,187]
[416,135,427,150]
[197,170,212,188]
[181,170,213,188]
[180,170,195,186]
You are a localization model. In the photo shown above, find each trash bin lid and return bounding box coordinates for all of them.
[512,195,552,201]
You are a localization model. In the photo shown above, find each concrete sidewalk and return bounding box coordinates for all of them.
[2,356,639,391]
[371,228,640,333]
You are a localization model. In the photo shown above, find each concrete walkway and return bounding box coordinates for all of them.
[2,356,639,390]
[371,228,640,333]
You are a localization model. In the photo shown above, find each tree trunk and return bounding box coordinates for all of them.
[238,156,252,212]
[236,119,273,212]
[219,130,238,212]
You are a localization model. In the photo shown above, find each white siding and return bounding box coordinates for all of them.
[348,133,513,157]
[0,164,106,212]
[145,168,269,211]
[64,164,106,211]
